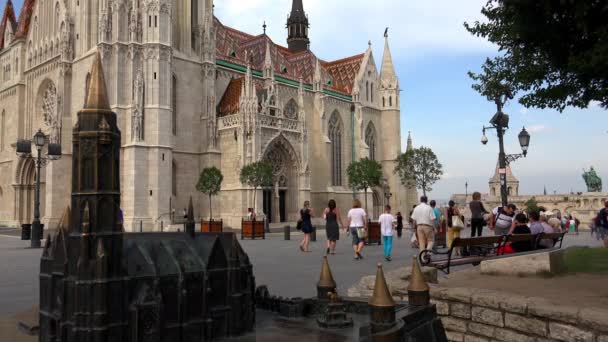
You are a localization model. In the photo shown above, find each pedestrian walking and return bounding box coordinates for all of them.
[323,199,344,255]
[447,201,464,250]
[430,200,443,231]
[347,199,367,260]
[595,200,608,247]
[396,211,404,238]
[379,205,396,261]
[469,192,489,237]
[298,201,314,253]
[489,203,517,236]
[410,196,436,252]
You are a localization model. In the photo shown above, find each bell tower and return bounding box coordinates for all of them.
[286,0,310,52]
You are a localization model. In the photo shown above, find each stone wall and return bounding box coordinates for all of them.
[430,287,608,342]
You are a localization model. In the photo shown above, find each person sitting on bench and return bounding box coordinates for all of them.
[509,213,534,253]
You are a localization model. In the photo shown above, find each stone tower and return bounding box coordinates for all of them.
[286,0,310,52]
[489,161,519,197]
[380,33,407,211]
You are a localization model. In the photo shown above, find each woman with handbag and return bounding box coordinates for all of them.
[298,201,314,253]
[447,200,464,253]
[347,199,367,260]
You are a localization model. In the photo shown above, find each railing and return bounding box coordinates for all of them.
[218,114,300,132]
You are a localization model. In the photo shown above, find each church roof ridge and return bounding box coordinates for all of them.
[0,0,17,50]
[14,0,35,39]
[322,53,366,67]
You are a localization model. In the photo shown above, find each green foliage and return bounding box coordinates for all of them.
[239,161,273,190]
[394,147,443,197]
[524,197,540,214]
[347,158,383,215]
[239,161,273,214]
[347,158,383,192]
[465,0,608,112]
[196,167,223,220]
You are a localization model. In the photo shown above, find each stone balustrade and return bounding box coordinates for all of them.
[218,114,301,132]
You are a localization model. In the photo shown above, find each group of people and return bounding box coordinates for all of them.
[297,199,404,261]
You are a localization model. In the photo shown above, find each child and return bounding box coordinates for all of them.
[379,205,396,261]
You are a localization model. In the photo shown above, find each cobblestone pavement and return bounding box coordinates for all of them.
[0,227,602,316]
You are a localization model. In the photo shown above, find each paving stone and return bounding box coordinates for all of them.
[431,299,449,316]
[500,296,528,314]
[450,303,472,319]
[527,297,579,324]
[463,334,489,342]
[441,317,468,333]
[471,306,504,327]
[446,331,464,342]
[470,290,506,309]
[493,327,536,342]
[578,308,608,333]
[467,322,495,338]
[548,322,594,342]
[504,313,548,337]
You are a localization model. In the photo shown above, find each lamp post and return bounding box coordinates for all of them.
[382,178,392,208]
[465,181,468,204]
[481,100,530,207]
[16,129,62,248]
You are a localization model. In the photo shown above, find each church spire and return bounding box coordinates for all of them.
[380,33,398,89]
[263,41,274,80]
[406,131,413,151]
[286,0,310,52]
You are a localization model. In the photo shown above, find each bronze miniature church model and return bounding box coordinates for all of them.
[38,52,256,342]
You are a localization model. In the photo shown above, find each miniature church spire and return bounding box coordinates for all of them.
[85,51,110,110]
[380,31,398,89]
[369,263,395,307]
[317,256,337,299]
[287,0,310,52]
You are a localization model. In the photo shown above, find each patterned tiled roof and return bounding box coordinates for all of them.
[0,0,17,50]
[14,0,35,39]
[217,77,244,116]
[215,16,364,96]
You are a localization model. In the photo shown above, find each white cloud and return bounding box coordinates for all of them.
[215,0,495,62]
[526,124,554,134]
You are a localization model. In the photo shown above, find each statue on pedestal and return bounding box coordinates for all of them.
[583,167,602,192]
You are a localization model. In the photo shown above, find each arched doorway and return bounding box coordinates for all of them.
[13,158,43,225]
[262,136,299,223]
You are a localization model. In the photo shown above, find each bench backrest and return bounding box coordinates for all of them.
[505,233,538,243]
[451,236,505,248]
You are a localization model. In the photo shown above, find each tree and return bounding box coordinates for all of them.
[465,0,608,112]
[239,161,273,216]
[196,167,223,221]
[394,147,443,197]
[347,158,383,216]
[524,197,540,214]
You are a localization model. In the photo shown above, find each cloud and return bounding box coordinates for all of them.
[215,0,495,61]
[526,124,554,134]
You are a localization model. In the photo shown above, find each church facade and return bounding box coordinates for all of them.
[0,0,414,230]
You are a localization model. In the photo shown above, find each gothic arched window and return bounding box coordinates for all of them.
[366,81,369,102]
[365,122,376,161]
[328,111,343,186]
[284,99,298,120]
[371,83,374,102]
[389,96,392,107]
[172,75,177,135]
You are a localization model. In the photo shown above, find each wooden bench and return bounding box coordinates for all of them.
[419,235,507,274]
[420,232,567,274]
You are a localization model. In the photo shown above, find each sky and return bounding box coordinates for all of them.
[8,0,607,200]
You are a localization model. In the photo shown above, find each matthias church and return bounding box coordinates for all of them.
[0,0,415,230]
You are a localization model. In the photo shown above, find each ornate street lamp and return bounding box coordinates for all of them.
[16,129,62,248]
[481,107,531,207]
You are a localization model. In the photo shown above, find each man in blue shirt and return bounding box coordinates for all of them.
[430,200,443,230]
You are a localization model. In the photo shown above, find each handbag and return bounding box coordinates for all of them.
[357,227,367,239]
[296,219,302,230]
[451,216,465,231]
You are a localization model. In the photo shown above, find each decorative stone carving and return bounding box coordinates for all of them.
[60,21,73,61]
[284,99,298,120]
[42,84,61,144]
[132,70,144,142]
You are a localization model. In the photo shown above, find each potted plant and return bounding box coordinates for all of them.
[347,158,383,245]
[196,167,224,233]
[239,161,273,239]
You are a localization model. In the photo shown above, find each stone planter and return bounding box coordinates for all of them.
[201,219,223,233]
[241,220,265,240]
